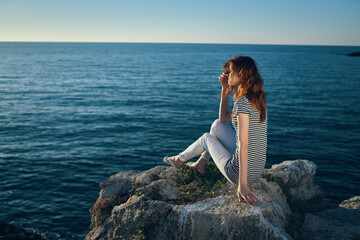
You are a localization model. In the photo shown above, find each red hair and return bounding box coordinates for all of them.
[222,56,267,124]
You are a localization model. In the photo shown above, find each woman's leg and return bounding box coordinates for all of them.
[164,119,236,172]
[200,119,236,161]
[178,133,233,183]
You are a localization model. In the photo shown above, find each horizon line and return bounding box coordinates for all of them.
[0,40,359,47]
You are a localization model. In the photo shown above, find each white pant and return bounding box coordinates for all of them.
[178,119,236,183]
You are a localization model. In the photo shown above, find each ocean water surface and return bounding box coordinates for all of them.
[0,42,359,239]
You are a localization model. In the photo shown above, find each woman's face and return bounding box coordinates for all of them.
[228,67,241,87]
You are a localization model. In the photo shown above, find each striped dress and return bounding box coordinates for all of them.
[225,95,268,185]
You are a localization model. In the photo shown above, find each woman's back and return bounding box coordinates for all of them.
[227,95,268,184]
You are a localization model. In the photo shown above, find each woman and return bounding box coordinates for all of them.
[164,56,267,206]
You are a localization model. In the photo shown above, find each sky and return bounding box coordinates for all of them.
[0,0,359,46]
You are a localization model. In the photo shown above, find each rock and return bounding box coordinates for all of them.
[346,52,360,57]
[0,222,43,240]
[85,159,356,240]
[134,166,164,186]
[300,195,360,240]
[300,204,360,239]
[99,170,137,199]
[135,178,180,201]
[263,159,326,212]
[87,194,173,240]
[89,166,182,230]
[87,178,292,240]
[133,166,182,201]
[339,196,360,209]
[163,193,291,240]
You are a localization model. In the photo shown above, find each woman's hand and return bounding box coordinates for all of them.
[237,185,257,205]
[219,73,229,90]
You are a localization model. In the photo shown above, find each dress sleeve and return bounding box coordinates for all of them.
[234,96,250,115]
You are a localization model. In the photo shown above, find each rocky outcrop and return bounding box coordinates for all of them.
[263,160,332,212]
[346,52,360,57]
[301,196,360,240]
[0,222,43,240]
[85,160,359,240]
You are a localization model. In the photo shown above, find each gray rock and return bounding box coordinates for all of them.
[339,196,360,209]
[86,159,356,240]
[160,194,291,240]
[346,52,360,57]
[265,160,317,185]
[99,170,137,199]
[300,196,360,240]
[134,166,166,186]
[87,195,172,240]
[264,159,325,212]
[135,178,180,201]
[0,222,43,240]
[86,175,292,240]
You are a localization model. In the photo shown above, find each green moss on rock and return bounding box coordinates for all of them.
[261,172,296,206]
[176,162,227,204]
[130,229,146,240]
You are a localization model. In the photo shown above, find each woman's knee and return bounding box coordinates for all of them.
[210,119,222,134]
[211,119,229,137]
[200,133,213,145]
[202,132,212,140]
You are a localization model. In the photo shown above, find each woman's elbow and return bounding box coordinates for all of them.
[239,143,248,149]
[219,114,231,123]
[219,118,227,123]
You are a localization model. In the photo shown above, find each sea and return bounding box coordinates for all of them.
[0,42,359,239]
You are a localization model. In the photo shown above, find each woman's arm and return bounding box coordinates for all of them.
[219,74,231,123]
[236,112,257,205]
[237,112,249,186]
[219,87,232,122]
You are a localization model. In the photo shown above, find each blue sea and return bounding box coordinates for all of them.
[0,42,359,239]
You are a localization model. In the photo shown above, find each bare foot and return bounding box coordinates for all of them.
[163,155,183,168]
[186,157,207,173]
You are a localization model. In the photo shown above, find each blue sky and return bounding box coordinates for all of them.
[1,0,359,45]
